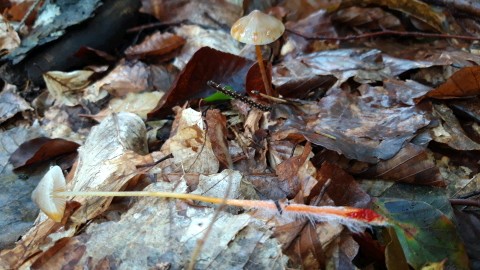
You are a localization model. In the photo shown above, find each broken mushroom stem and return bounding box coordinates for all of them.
[33,166,388,228]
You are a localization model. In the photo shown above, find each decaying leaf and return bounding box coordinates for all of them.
[84,60,150,99]
[0,15,20,53]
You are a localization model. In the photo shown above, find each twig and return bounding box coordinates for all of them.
[15,0,43,31]
[286,28,480,41]
[450,198,480,208]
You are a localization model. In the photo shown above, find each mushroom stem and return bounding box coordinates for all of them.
[255,45,274,97]
[52,191,387,226]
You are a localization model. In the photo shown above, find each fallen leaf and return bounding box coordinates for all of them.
[332,6,402,31]
[0,15,20,53]
[426,66,480,99]
[84,60,149,99]
[272,87,432,163]
[148,47,255,119]
[316,162,371,208]
[205,109,231,169]
[431,103,480,150]
[454,209,480,269]
[167,108,219,174]
[9,137,80,169]
[0,89,32,124]
[43,70,95,106]
[359,143,445,186]
[92,91,163,121]
[374,199,469,270]
[125,31,185,60]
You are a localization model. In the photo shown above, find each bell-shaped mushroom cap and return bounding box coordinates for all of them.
[231,10,285,45]
[31,165,67,222]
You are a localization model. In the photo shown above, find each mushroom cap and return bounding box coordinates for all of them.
[31,165,67,222]
[231,10,285,45]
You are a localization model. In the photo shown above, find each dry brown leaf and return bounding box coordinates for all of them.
[167,108,219,174]
[205,109,231,169]
[426,66,480,99]
[125,31,185,60]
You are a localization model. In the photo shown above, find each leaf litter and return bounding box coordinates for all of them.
[1,1,479,269]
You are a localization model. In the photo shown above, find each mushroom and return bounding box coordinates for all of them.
[231,10,285,97]
[32,166,387,228]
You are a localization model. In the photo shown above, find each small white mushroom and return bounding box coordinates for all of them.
[31,166,68,222]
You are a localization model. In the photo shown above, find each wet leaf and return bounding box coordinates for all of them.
[272,87,431,163]
[374,199,469,270]
[360,143,445,186]
[9,137,80,169]
[383,226,409,270]
[148,47,255,119]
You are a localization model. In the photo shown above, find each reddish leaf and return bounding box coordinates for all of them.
[9,137,80,169]
[426,66,480,99]
[359,143,445,186]
[245,60,272,97]
[148,47,255,119]
[205,109,231,169]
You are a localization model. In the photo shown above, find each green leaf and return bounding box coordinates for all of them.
[374,199,469,270]
[203,85,234,103]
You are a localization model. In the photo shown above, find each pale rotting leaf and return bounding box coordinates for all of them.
[167,108,219,174]
[91,91,163,121]
[0,15,20,53]
[43,70,95,106]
